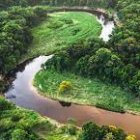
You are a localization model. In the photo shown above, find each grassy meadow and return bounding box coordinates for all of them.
[26,12,102,57]
[34,69,140,113]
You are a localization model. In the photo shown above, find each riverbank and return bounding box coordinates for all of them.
[34,69,140,114]
[0,96,80,140]
[1,96,132,140]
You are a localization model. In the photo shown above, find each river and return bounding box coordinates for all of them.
[5,12,140,139]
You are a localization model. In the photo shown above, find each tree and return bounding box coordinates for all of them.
[12,129,27,140]
[80,122,104,140]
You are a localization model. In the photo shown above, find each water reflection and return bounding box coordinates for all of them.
[59,101,72,107]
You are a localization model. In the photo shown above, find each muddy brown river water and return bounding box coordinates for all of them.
[5,13,140,139]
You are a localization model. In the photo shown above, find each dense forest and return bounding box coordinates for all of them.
[0,0,139,139]
[0,0,116,8]
[0,5,49,90]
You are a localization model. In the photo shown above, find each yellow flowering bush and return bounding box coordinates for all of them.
[58,81,72,94]
[109,125,117,131]
[125,135,136,140]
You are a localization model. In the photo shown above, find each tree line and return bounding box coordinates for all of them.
[0,6,47,75]
[0,6,48,91]
[0,0,117,9]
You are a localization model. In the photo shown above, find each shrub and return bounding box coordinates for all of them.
[102,125,126,140]
[0,96,14,111]
[11,114,22,122]
[61,125,77,135]
[11,129,27,140]
[67,125,77,135]
[67,118,77,125]
[58,81,72,94]
[80,122,104,140]
[44,51,72,72]
[80,122,127,140]
[125,135,136,140]
[76,55,90,76]
[103,132,114,140]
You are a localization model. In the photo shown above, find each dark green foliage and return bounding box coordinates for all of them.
[76,55,90,76]
[0,96,14,111]
[11,129,28,140]
[80,122,126,140]
[45,36,140,97]
[0,0,114,8]
[0,6,48,93]
[41,0,114,8]
[110,0,140,68]
[80,122,105,140]
[60,125,77,135]
[44,37,107,72]
[0,0,45,9]
[0,0,28,9]
[87,48,122,80]
[0,96,43,140]
[44,51,72,72]
[96,103,125,113]
[66,38,106,60]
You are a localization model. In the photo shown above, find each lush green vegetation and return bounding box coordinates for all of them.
[41,0,116,9]
[80,122,128,140]
[34,69,140,113]
[0,6,54,91]
[0,0,140,139]
[0,0,44,9]
[27,12,102,57]
[34,0,140,113]
[0,0,116,9]
[36,0,140,102]
[0,6,51,75]
[36,34,140,113]
[0,96,132,140]
[0,96,80,140]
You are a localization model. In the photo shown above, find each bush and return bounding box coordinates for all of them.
[125,135,136,140]
[61,125,77,135]
[76,55,90,76]
[44,51,72,72]
[103,132,114,140]
[80,122,104,140]
[11,114,22,122]
[0,96,14,111]
[80,122,127,140]
[58,81,72,94]
[11,129,27,140]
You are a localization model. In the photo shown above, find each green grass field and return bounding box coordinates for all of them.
[26,12,102,57]
[34,69,140,113]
